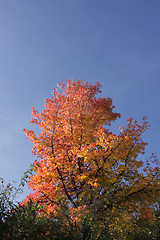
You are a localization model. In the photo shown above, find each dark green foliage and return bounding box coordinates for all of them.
[0,178,22,239]
[2,200,57,239]
[1,178,160,239]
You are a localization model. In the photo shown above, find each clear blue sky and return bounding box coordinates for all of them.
[0,0,160,200]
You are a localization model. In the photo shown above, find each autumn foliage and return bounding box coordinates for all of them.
[23,79,160,238]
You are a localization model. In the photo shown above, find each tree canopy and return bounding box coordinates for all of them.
[23,79,160,238]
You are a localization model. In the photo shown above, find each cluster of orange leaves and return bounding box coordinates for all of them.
[23,79,160,228]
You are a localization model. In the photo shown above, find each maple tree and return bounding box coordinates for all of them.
[24,79,160,238]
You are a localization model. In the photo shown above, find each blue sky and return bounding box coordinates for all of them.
[0,0,160,200]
